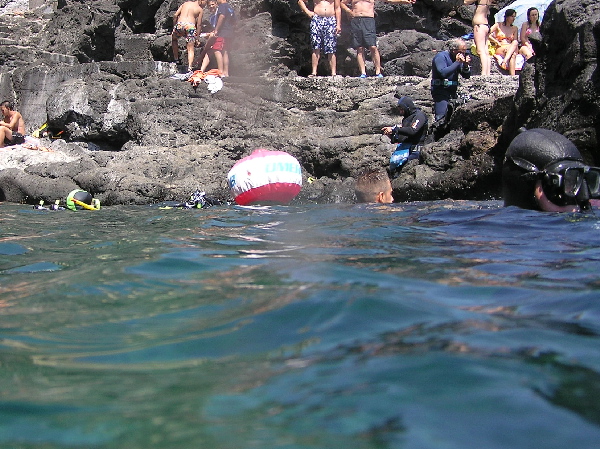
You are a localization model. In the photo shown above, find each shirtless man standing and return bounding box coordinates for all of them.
[341,0,415,78]
[0,101,25,148]
[464,0,497,76]
[171,0,206,72]
[298,0,342,77]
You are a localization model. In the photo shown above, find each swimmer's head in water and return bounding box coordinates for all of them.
[502,128,600,212]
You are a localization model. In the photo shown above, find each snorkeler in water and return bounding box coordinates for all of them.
[502,128,600,212]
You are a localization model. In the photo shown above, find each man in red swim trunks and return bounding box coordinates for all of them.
[200,0,235,76]
[171,0,206,72]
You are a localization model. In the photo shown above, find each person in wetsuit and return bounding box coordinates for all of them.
[431,38,471,124]
[382,96,428,175]
[502,128,600,212]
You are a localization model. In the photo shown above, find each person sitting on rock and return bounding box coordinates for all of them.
[0,100,26,148]
[171,0,206,72]
[298,0,342,78]
[355,168,394,203]
[502,128,600,213]
[431,38,471,124]
[490,8,519,75]
[519,7,541,61]
[381,95,428,176]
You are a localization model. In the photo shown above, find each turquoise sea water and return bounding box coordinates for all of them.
[1,200,600,449]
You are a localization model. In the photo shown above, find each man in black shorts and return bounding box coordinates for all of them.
[341,0,415,78]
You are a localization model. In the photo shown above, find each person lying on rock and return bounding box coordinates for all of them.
[298,0,342,77]
[431,38,471,124]
[355,169,394,203]
[502,128,600,213]
[171,0,206,72]
[381,96,428,176]
[0,100,26,148]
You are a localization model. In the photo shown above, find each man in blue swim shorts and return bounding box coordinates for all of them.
[171,0,206,72]
[298,0,341,77]
[341,0,415,78]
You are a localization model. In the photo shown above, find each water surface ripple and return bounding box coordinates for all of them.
[1,201,600,448]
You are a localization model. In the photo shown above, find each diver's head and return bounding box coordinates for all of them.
[396,96,415,117]
[502,128,600,212]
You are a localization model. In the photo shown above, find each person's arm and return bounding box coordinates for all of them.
[434,53,462,79]
[173,4,182,23]
[520,22,529,46]
[384,0,416,4]
[195,8,203,35]
[392,115,426,137]
[212,12,226,36]
[511,25,519,43]
[334,0,342,34]
[298,0,314,17]
[3,112,21,131]
[340,0,353,18]
[488,23,501,46]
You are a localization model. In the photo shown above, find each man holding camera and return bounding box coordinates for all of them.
[431,38,471,125]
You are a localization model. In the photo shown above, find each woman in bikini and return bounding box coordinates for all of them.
[464,0,496,76]
[519,7,540,61]
[490,8,519,75]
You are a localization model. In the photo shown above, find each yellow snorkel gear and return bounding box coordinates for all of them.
[65,189,101,211]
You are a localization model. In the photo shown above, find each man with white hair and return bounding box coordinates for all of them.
[430,38,471,124]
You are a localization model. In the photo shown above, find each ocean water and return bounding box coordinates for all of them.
[1,200,600,449]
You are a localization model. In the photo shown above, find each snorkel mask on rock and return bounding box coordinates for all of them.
[66,189,101,211]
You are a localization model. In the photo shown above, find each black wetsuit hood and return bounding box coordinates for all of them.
[502,128,585,210]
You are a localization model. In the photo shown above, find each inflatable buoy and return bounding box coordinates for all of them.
[227,149,302,206]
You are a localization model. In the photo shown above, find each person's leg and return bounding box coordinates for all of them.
[186,40,195,71]
[504,40,519,75]
[0,128,8,148]
[222,50,229,77]
[327,53,337,76]
[434,99,448,122]
[200,53,211,71]
[371,46,381,75]
[311,49,320,76]
[171,32,180,62]
[473,24,490,75]
[357,47,366,76]
[214,50,224,73]
[520,44,534,60]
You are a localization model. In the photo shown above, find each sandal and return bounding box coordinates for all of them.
[308,74,317,78]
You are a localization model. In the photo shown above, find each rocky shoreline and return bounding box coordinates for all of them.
[0,0,597,205]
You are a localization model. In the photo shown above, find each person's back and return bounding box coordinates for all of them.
[177,0,204,24]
